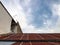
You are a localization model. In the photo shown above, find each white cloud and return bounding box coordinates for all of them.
[1,0,60,33]
[51,3,60,33]
[52,4,60,16]
[24,0,31,5]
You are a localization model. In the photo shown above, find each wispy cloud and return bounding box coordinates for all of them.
[1,0,60,33]
[51,3,60,33]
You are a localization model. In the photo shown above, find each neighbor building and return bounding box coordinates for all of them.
[0,1,22,34]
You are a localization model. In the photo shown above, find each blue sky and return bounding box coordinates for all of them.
[1,0,60,33]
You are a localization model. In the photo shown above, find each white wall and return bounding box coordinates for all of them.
[0,3,12,34]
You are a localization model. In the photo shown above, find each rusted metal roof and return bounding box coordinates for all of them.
[11,42,60,45]
[0,33,60,45]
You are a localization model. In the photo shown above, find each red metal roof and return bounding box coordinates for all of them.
[11,42,60,45]
[0,33,60,45]
[0,33,60,40]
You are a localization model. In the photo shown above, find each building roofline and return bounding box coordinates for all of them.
[0,1,22,33]
[0,1,17,23]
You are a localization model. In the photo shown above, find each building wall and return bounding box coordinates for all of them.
[13,26,18,33]
[0,3,12,34]
[11,23,22,33]
[17,23,22,33]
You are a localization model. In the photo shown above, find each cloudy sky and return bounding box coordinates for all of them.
[1,0,60,33]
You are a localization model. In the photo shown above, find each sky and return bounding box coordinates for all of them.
[1,0,60,33]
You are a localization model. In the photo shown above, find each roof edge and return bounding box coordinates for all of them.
[0,1,17,23]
